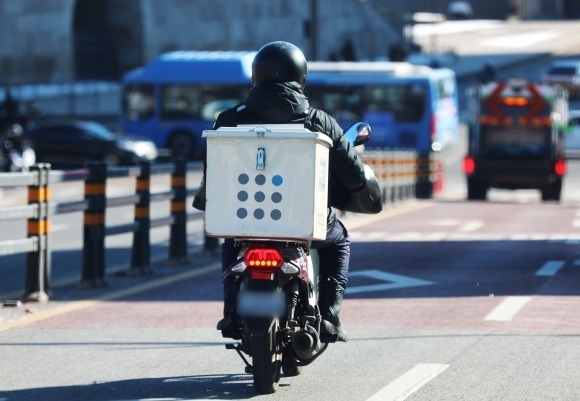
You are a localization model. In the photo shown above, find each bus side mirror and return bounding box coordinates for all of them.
[344,122,371,147]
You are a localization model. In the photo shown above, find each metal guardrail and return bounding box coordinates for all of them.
[0,150,441,303]
[362,149,443,201]
[0,159,203,302]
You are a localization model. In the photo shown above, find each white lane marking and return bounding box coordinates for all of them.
[366,363,449,401]
[535,260,565,276]
[458,220,483,232]
[347,270,434,294]
[485,296,531,322]
[480,30,560,48]
[430,218,461,226]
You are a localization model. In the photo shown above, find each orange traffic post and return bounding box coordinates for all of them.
[168,158,189,265]
[80,161,108,288]
[130,160,152,274]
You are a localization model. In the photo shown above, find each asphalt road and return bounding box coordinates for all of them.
[1,19,580,401]
[1,191,579,400]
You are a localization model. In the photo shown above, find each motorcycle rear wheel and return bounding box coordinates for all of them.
[251,320,282,394]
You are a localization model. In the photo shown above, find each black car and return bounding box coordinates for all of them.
[25,120,158,169]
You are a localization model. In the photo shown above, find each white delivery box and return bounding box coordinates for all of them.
[203,125,333,240]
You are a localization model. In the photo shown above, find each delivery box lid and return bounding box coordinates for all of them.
[203,125,333,148]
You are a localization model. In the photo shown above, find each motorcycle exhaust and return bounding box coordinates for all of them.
[291,325,322,361]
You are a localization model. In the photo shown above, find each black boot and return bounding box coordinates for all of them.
[317,277,348,343]
[216,274,241,339]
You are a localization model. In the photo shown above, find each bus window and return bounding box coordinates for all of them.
[161,85,200,119]
[370,84,426,122]
[199,86,248,120]
[123,83,154,121]
[437,76,456,99]
[307,84,427,123]
[160,84,248,120]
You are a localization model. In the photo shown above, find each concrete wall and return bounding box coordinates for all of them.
[0,0,399,86]
[0,0,75,83]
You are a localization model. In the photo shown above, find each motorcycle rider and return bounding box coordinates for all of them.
[0,122,28,172]
[194,41,371,343]
[476,60,497,84]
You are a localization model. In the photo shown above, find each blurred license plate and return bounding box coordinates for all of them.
[238,290,286,317]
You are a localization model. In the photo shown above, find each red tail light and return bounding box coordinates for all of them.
[430,114,436,140]
[462,155,476,174]
[245,247,284,280]
[554,158,566,176]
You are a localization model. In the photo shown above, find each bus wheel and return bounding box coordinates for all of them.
[169,131,194,159]
[541,179,561,202]
[467,179,487,200]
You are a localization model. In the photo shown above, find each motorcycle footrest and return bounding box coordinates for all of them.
[225,342,253,371]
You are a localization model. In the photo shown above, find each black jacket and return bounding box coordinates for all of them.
[197,81,367,236]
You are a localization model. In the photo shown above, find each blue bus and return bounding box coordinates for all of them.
[121,51,255,158]
[121,51,459,157]
[306,61,459,152]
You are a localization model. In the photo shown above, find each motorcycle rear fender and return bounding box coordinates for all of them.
[244,316,276,334]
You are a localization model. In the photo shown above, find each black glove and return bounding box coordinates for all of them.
[192,176,206,211]
[329,164,383,214]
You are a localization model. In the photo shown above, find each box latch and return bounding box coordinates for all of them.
[256,148,265,170]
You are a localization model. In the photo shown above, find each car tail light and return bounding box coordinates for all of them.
[554,158,566,176]
[245,247,284,280]
[462,155,476,174]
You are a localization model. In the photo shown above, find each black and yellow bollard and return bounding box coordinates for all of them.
[23,163,51,302]
[415,152,434,199]
[80,161,107,288]
[168,158,189,265]
[129,160,152,275]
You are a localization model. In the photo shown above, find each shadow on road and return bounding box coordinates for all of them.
[0,373,264,401]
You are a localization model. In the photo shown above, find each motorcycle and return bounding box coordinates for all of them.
[220,122,381,394]
[0,123,36,172]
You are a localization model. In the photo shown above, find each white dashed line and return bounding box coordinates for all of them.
[366,363,449,401]
[535,260,565,276]
[458,220,483,232]
[485,296,531,322]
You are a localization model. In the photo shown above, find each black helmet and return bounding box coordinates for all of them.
[252,41,307,88]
